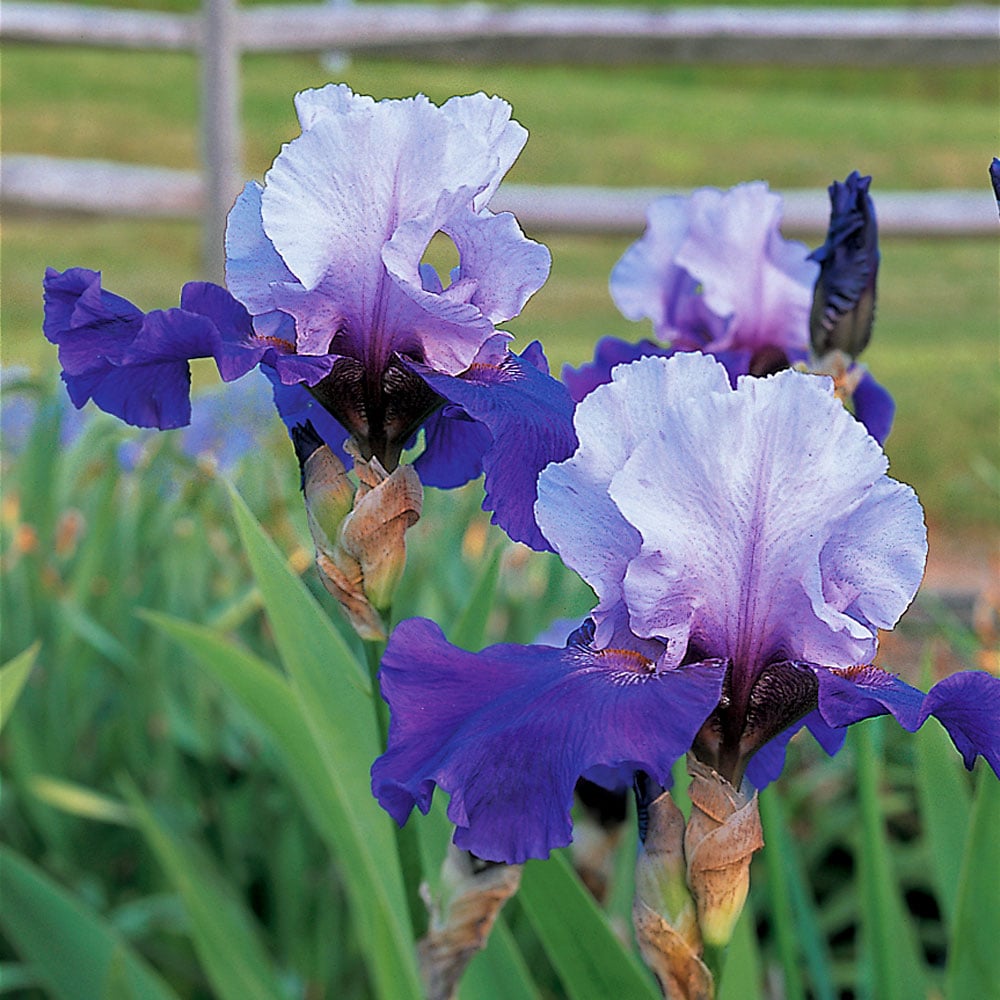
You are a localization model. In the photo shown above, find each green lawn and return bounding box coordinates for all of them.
[3,24,998,532]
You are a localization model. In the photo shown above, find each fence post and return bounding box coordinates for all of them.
[200,0,242,283]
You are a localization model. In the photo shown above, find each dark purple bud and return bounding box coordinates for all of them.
[990,157,1000,217]
[808,172,880,359]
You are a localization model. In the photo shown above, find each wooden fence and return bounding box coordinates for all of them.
[3,2,998,280]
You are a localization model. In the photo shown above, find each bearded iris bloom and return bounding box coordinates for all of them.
[372,353,999,864]
[43,86,576,550]
[564,178,894,444]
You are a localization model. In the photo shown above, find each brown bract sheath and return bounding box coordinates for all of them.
[684,755,764,950]
[418,847,523,1000]
[633,788,712,1000]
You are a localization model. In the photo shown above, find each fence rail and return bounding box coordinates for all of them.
[5,3,999,63]
[4,2,998,277]
[4,154,996,237]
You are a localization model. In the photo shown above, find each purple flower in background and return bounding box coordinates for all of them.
[372,353,1000,863]
[564,182,817,403]
[42,87,576,549]
[567,177,895,443]
[609,182,818,366]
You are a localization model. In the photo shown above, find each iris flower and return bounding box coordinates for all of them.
[372,353,999,864]
[564,178,894,444]
[43,86,576,549]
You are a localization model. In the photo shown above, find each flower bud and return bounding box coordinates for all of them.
[632,774,713,1000]
[418,846,522,1000]
[684,755,763,950]
[809,171,879,360]
[295,423,422,641]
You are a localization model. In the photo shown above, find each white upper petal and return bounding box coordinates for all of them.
[538,354,926,670]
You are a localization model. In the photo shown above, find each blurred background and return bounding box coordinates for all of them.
[2,1,998,997]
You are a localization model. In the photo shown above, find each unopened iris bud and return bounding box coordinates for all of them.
[684,755,763,952]
[339,440,422,615]
[809,171,880,359]
[632,774,712,1000]
[418,846,522,1000]
[991,157,1000,217]
[294,422,422,641]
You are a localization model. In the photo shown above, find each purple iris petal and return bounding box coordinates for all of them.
[815,666,1000,777]
[266,371,352,464]
[744,709,846,789]
[989,157,1000,216]
[413,406,491,490]
[372,617,727,863]
[410,344,577,551]
[562,336,673,403]
[852,368,895,445]
[43,267,234,429]
[610,183,817,357]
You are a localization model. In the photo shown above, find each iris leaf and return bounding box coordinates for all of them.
[0,642,39,733]
[140,609,423,1000]
[0,845,180,1000]
[518,850,659,1000]
[946,766,1000,1000]
[854,721,929,1000]
[121,781,290,1000]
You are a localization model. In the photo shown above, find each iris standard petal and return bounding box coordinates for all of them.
[538,352,733,647]
[411,344,577,551]
[372,617,727,863]
[604,359,916,678]
[675,183,818,355]
[256,87,540,376]
[225,181,297,317]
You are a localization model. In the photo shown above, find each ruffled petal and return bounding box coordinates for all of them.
[43,268,231,429]
[224,181,297,317]
[817,475,926,641]
[921,671,1000,775]
[257,87,534,375]
[815,666,1000,777]
[603,360,915,677]
[609,196,691,333]
[372,617,727,863]
[411,344,577,550]
[538,352,733,647]
[744,708,846,789]
[412,405,491,489]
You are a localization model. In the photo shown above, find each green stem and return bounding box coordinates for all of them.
[363,634,428,940]
[701,943,726,992]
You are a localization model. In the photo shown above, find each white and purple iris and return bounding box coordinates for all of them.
[42,86,576,549]
[372,353,1000,864]
[564,176,895,445]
